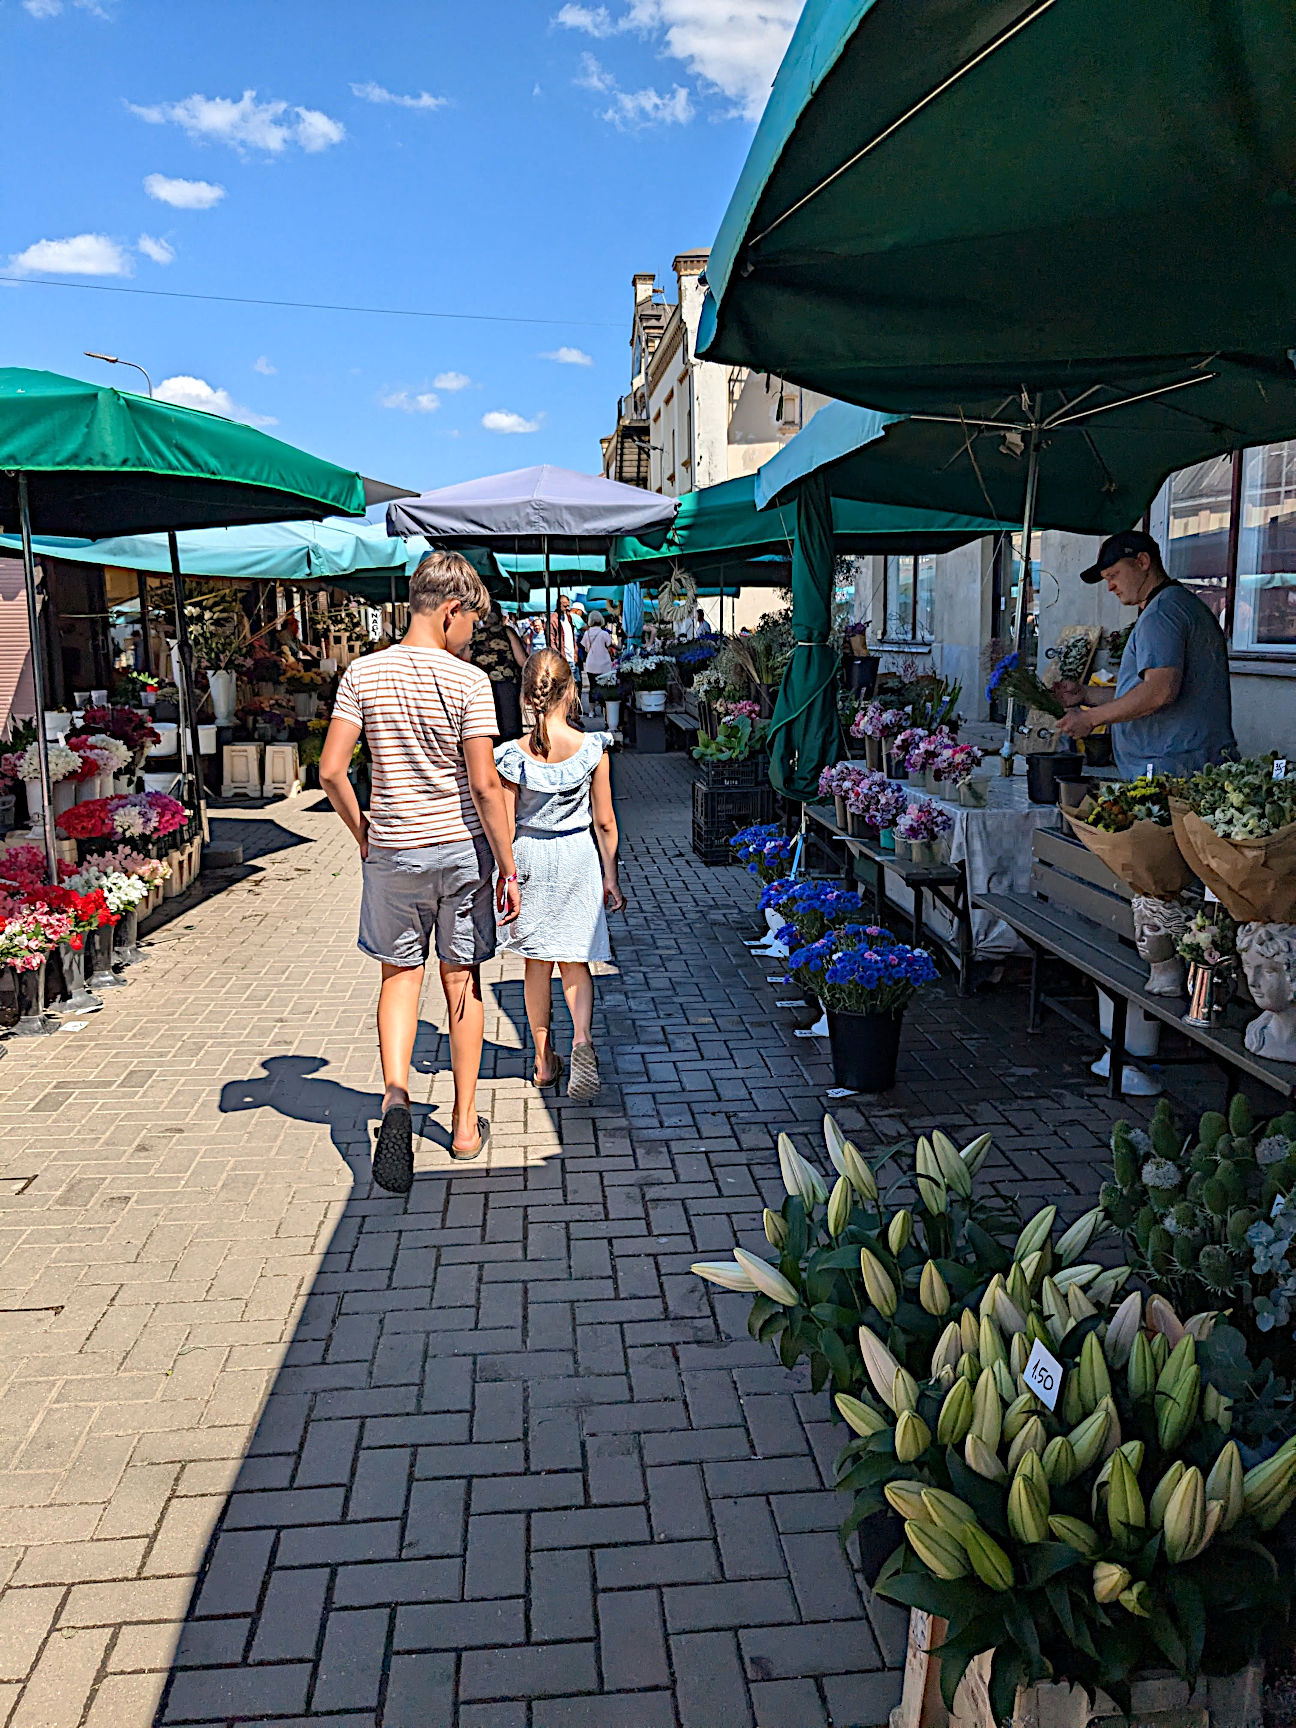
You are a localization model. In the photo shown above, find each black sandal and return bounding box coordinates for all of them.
[533,1049,564,1091]
[373,1104,414,1194]
[450,1115,491,1162]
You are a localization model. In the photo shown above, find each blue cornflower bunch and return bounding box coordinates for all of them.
[985,650,1019,703]
[758,875,800,912]
[728,822,795,882]
[787,923,938,1013]
[778,883,866,946]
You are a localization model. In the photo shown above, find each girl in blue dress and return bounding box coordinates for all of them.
[494,650,626,1100]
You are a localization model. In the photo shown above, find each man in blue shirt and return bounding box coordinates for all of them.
[1056,529,1236,777]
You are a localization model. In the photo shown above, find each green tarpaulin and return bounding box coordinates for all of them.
[766,472,843,800]
[0,369,367,535]
[698,0,1296,413]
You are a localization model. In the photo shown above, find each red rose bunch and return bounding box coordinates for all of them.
[56,799,116,839]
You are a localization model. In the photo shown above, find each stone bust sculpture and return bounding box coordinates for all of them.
[1131,894,1191,996]
[1238,922,1296,1063]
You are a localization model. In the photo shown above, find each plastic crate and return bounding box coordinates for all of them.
[697,752,770,790]
[692,781,780,865]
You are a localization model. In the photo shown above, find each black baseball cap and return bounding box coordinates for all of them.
[1079,529,1161,584]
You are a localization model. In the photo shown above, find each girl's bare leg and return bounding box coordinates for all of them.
[557,961,594,1046]
[524,959,559,1082]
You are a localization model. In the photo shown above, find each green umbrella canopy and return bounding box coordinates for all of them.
[329,545,521,604]
[613,472,1001,579]
[0,369,368,535]
[698,0,1296,411]
[765,472,843,801]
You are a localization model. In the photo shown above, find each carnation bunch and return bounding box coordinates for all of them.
[0,914,50,971]
[63,865,149,913]
[852,703,910,741]
[896,800,954,844]
[1,740,83,784]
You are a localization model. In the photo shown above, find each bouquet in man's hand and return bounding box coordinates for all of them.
[985,651,1065,719]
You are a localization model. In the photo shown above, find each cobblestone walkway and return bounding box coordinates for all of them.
[0,757,1138,1728]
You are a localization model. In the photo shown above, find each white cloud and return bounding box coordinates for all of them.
[380,388,440,414]
[553,3,615,34]
[558,0,802,121]
[127,90,346,155]
[433,371,472,391]
[541,346,594,366]
[155,374,278,426]
[351,81,448,111]
[144,172,226,209]
[137,234,174,265]
[6,232,133,276]
[482,409,543,434]
[23,0,113,16]
[253,355,276,375]
[576,52,692,128]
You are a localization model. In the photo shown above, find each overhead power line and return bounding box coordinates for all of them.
[0,273,620,330]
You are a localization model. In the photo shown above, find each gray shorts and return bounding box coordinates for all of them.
[358,836,496,969]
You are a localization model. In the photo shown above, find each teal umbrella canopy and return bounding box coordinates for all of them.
[0,520,422,583]
[698,0,1296,413]
[613,472,1000,578]
[0,368,368,534]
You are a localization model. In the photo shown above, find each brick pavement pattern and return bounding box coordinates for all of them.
[0,758,1141,1727]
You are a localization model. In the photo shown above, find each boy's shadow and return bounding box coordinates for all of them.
[219,1055,388,1181]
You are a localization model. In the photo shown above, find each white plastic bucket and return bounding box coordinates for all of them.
[143,770,183,797]
[198,725,218,755]
[146,723,179,757]
[1098,990,1161,1058]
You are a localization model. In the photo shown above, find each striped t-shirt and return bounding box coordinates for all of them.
[332,645,498,849]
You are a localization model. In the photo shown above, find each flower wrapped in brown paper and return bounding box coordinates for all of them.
[1063,801,1192,897]
[1169,799,1296,923]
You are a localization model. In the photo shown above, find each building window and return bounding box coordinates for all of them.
[883,554,935,644]
[1164,454,1234,626]
[1233,439,1296,653]
[1151,439,1296,656]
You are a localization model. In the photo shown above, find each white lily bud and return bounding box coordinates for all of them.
[733,1247,799,1306]
[778,1133,828,1209]
[692,1260,759,1293]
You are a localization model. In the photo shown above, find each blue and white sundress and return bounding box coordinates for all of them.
[494,732,613,963]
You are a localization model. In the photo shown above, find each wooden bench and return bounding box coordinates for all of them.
[805,805,975,996]
[976,827,1296,1103]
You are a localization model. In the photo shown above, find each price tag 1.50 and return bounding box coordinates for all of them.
[1023,1337,1064,1412]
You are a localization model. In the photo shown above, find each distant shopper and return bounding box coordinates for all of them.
[319,551,521,1189]
[580,610,616,709]
[495,649,625,1102]
[1057,529,1236,777]
[549,594,578,671]
[471,603,528,741]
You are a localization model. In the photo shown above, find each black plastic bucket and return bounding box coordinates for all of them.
[827,1007,904,1092]
[1026,751,1085,805]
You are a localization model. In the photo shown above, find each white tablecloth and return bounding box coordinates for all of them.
[880,775,1061,959]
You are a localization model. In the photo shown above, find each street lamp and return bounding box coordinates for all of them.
[84,351,153,397]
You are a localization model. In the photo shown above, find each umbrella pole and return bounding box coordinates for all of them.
[544,540,551,647]
[167,532,208,830]
[137,573,152,676]
[17,476,60,883]
[1003,405,1042,753]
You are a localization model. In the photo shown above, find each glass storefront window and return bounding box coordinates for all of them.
[883,554,935,643]
[1165,454,1233,626]
[1234,439,1296,653]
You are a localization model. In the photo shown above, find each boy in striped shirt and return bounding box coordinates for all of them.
[321,552,521,1189]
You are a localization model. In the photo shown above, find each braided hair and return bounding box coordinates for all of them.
[523,648,575,759]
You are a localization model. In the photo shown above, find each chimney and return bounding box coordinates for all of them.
[632,272,657,304]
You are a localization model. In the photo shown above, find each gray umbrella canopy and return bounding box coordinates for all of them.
[386,464,677,552]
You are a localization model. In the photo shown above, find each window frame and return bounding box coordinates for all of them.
[877,553,935,649]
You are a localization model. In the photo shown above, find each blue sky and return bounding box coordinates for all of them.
[1,0,803,491]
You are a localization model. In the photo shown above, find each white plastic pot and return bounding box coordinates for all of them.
[143,770,183,797]
[605,699,622,731]
[207,669,237,726]
[636,689,667,713]
[146,723,179,757]
[198,725,218,755]
[1098,988,1161,1057]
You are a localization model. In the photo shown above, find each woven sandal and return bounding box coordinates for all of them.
[567,1042,601,1101]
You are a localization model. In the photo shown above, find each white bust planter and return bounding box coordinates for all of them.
[1239,921,1296,1062]
[1131,894,1191,995]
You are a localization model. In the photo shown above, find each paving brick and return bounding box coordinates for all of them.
[533,1692,676,1728]
[822,1669,904,1726]
[647,1462,712,1540]
[9,1626,111,1728]
[464,1513,526,1599]
[162,1661,312,1722]
[712,1495,786,1580]
[750,1677,829,1728]
[672,1629,754,1728]
[277,1520,402,1568]
[194,1530,274,1617]
[738,1619,884,1679]
[530,1550,594,1642]
[531,1506,649,1550]
[598,1587,669,1689]
[394,1598,525,1651]
[664,1579,798,1634]
[332,1560,460,1607]
[595,1539,720,1590]
[311,1608,388,1712]
[781,1529,863,1621]
[403,1477,466,1557]
[460,1642,598,1701]
[249,1569,329,1663]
